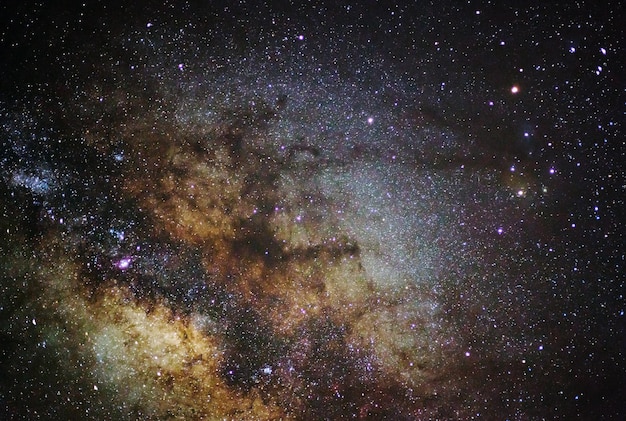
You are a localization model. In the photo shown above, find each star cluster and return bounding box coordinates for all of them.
[1,1,624,419]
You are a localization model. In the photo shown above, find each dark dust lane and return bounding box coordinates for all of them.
[1,1,623,419]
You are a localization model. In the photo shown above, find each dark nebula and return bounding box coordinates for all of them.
[1,1,624,419]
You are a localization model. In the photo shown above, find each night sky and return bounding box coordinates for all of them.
[0,1,624,419]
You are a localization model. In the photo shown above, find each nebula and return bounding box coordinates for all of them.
[1,1,624,419]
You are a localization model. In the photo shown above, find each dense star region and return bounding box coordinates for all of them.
[0,1,624,419]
